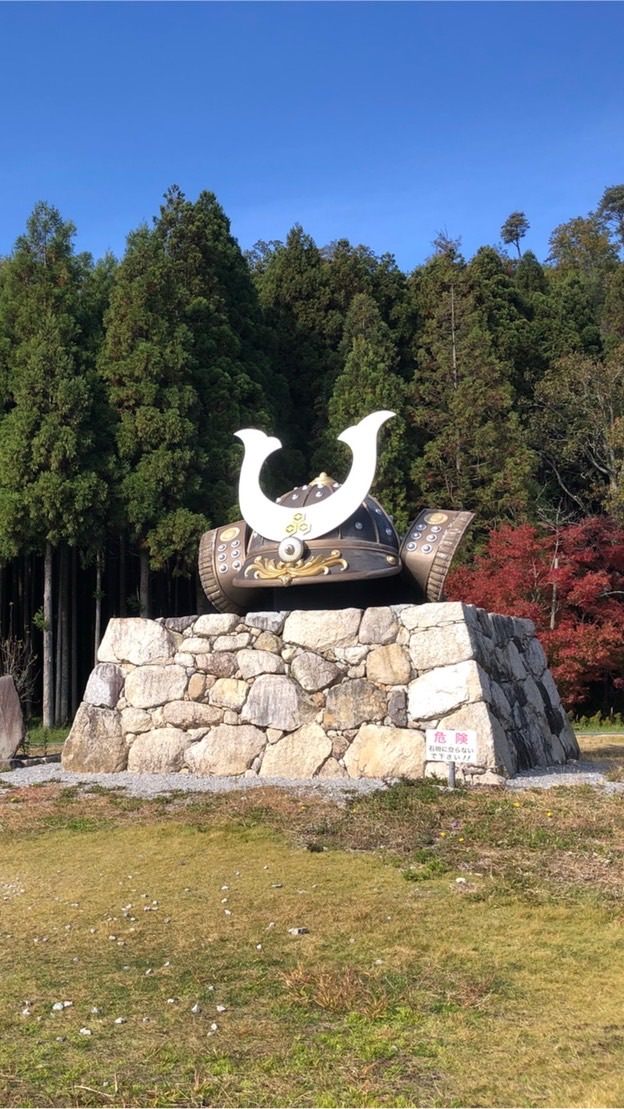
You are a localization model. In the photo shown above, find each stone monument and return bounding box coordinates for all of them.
[0,674,26,764]
[62,411,580,781]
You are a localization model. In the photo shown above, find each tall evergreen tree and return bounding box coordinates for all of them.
[597,184,624,252]
[254,225,335,477]
[322,294,410,529]
[407,250,535,531]
[0,203,111,725]
[98,221,207,615]
[100,186,283,613]
[532,351,624,519]
[501,211,530,259]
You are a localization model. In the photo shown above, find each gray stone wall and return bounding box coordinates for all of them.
[62,603,579,783]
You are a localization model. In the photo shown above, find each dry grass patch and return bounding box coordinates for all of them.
[577,732,624,779]
[2,779,624,1105]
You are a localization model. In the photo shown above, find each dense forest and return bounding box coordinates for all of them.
[0,184,623,724]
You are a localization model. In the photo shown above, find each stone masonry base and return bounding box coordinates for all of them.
[62,603,579,784]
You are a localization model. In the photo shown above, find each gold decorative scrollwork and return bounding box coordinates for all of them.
[244,550,348,586]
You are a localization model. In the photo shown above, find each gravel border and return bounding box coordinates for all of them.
[0,763,390,799]
[1,760,623,797]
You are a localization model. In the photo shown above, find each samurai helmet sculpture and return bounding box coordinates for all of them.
[199,411,473,615]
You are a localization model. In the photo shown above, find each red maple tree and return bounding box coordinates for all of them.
[446,518,624,709]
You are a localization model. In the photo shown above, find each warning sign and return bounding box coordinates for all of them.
[425,728,478,763]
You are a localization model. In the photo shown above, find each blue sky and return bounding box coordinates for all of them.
[1,1,623,271]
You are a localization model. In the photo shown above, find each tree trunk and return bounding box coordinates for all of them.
[119,532,127,617]
[94,549,103,664]
[71,547,78,717]
[54,550,63,725]
[43,542,54,729]
[24,556,32,720]
[60,546,69,725]
[139,548,150,618]
[55,544,69,726]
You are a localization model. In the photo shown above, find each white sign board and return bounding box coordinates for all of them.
[426,728,478,764]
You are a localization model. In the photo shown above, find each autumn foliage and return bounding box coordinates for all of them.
[446,518,624,710]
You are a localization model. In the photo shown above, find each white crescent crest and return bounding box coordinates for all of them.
[235,410,395,542]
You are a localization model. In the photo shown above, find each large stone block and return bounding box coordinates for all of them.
[408,622,476,672]
[124,665,188,709]
[246,612,286,634]
[408,660,489,721]
[259,724,332,778]
[127,727,198,773]
[359,607,399,645]
[213,633,251,651]
[324,678,386,730]
[83,663,125,709]
[185,724,265,775]
[237,649,285,679]
[290,651,341,692]
[0,675,24,760]
[62,704,126,772]
[283,609,362,651]
[98,618,176,666]
[399,602,478,632]
[440,700,516,777]
[344,724,425,779]
[242,674,316,732]
[366,644,411,686]
[120,707,153,735]
[192,613,239,637]
[162,701,223,729]
[209,678,249,711]
[195,652,237,678]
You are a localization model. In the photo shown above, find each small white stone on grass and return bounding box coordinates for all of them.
[22,1007,31,1016]
[145,969,153,976]
[91,1007,101,1014]
[224,909,232,916]
[167,998,175,1004]
[216,1004,226,1013]
[114,1017,127,1024]
[191,1003,201,1014]
[256,944,263,951]
[210,1022,218,1031]
[287,927,309,936]
[79,1027,92,1036]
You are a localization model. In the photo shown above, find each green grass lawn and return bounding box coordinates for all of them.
[2,778,624,1107]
